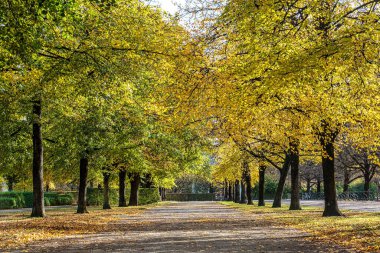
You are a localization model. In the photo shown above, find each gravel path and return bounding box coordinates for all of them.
[16,202,353,253]
[280,200,380,212]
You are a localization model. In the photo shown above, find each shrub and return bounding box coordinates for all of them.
[44,197,51,206]
[139,188,160,204]
[0,197,17,209]
[57,195,73,205]
[0,192,25,208]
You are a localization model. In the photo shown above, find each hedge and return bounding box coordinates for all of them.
[0,192,74,209]
[86,188,160,206]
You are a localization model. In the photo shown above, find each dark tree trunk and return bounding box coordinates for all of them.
[319,124,342,217]
[45,182,50,192]
[364,172,370,200]
[224,179,228,200]
[128,172,140,206]
[289,141,301,210]
[118,169,127,207]
[103,171,111,209]
[317,179,321,193]
[234,180,240,203]
[142,173,153,188]
[228,181,232,201]
[6,178,14,192]
[77,154,89,213]
[258,166,266,206]
[240,179,246,204]
[343,169,350,194]
[243,161,253,205]
[306,179,311,194]
[31,100,45,217]
[272,154,291,208]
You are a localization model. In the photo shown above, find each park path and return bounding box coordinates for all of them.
[17,202,352,253]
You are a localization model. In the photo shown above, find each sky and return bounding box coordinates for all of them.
[155,0,186,14]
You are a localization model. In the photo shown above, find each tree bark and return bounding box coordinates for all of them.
[319,123,342,217]
[77,154,89,213]
[103,170,111,209]
[31,100,45,217]
[343,169,350,194]
[258,166,266,206]
[243,161,253,205]
[306,179,311,194]
[128,172,140,206]
[364,172,370,200]
[224,179,228,200]
[289,141,301,210]
[228,181,232,201]
[240,178,246,204]
[234,180,240,203]
[118,169,127,207]
[317,179,321,193]
[272,154,291,208]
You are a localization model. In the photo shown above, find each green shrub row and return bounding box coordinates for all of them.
[86,188,160,206]
[0,192,74,209]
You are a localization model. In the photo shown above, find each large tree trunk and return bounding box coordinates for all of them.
[31,100,45,217]
[319,123,342,217]
[234,180,240,203]
[289,141,301,210]
[128,172,140,206]
[77,154,89,213]
[243,161,253,205]
[258,166,266,206]
[272,154,291,208]
[228,181,232,201]
[103,170,111,209]
[118,169,127,207]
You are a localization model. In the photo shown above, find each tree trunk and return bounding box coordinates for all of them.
[317,179,321,193]
[31,100,45,217]
[289,141,301,210]
[118,169,127,207]
[306,179,311,194]
[228,182,232,201]
[244,163,253,205]
[343,169,350,194]
[240,179,246,204]
[258,166,266,206]
[224,179,228,200]
[234,180,240,203]
[320,133,342,216]
[364,172,370,200]
[103,171,111,209]
[7,178,14,192]
[272,154,291,208]
[77,154,89,213]
[142,173,153,188]
[128,172,140,206]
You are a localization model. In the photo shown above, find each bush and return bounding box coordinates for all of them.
[44,197,51,206]
[0,192,25,208]
[86,188,160,206]
[0,197,17,209]
[57,195,74,205]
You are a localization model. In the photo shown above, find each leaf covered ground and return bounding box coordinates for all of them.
[221,201,380,252]
[0,205,158,250]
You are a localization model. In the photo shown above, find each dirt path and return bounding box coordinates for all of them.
[15,202,352,253]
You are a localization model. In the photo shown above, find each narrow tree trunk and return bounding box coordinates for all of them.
[258,166,266,206]
[289,141,301,210]
[224,179,228,200]
[7,179,14,192]
[234,180,240,203]
[31,100,45,217]
[317,179,321,193]
[240,179,246,204]
[343,169,350,194]
[364,172,370,200]
[321,138,342,216]
[272,154,291,208]
[103,171,111,209]
[77,154,89,213]
[306,179,311,194]
[118,169,127,207]
[244,162,253,205]
[228,182,232,201]
[128,173,140,206]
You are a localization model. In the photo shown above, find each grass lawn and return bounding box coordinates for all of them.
[221,201,380,252]
[0,203,161,250]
